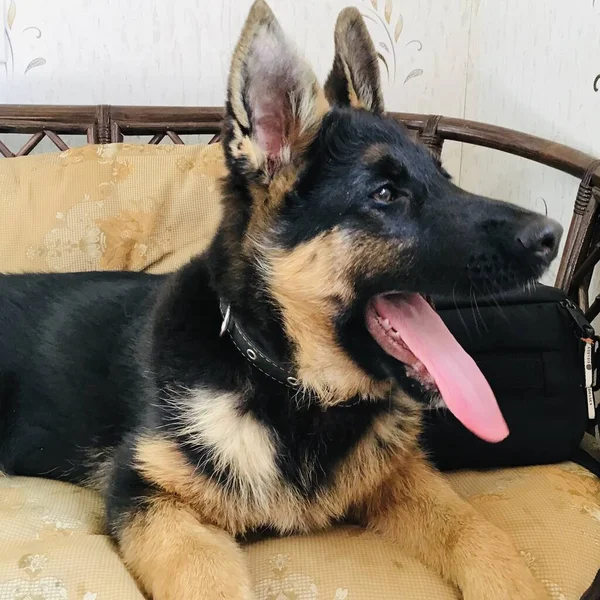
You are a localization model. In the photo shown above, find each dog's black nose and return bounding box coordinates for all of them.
[516,217,563,262]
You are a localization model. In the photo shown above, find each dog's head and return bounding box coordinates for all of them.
[211,0,562,437]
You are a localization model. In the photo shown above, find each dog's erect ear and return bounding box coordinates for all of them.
[324,7,384,114]
[225,0,328,180]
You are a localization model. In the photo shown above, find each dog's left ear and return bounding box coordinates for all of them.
[225,0,328,181]
[324,7,384,114]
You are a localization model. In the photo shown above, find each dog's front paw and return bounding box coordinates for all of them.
[462,564,548,600]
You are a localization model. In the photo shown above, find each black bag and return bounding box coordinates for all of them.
[421,284,599,473]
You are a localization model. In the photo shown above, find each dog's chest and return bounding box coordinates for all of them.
[155,386,421,534]
[181,388,415,500]
[269,400,405,493]
[251,401,418,532]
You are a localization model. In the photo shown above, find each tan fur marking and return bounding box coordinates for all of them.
[364,454,548,600]
[264,230,384,404]
[135,436,307,534]
[169,388,278,506]
[268,165,300,207]
[119,494,253,600]
[133,393,421,537]
[342,60,369,111]
[326,393,422,516]
[262,228,410,404]
[242,164,300,251]
[131,419,544,599]
[350,230,415,276]
[135,436,253,533]
[287,84,330,153]
[363,142,391,165]
[229,134,264,171]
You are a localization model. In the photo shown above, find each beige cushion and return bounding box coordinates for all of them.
[249,463,600,599]
[0,143,225,275]
[0,145,598,598]
[1,464,598,599]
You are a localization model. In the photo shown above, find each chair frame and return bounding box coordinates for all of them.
[1,104,599,316]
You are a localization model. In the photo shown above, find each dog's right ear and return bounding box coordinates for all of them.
[224,0,328,183]
[324,7,384,114]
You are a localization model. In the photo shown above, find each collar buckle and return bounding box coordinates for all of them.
[219,304,231,337]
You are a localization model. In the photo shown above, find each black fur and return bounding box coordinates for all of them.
[0,272,157,481]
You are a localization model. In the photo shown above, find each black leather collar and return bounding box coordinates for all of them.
[219,300,300,389]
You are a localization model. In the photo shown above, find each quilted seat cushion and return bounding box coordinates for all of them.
[1,462,598,599]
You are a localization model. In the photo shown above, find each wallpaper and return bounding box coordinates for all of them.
[1,0,599,282]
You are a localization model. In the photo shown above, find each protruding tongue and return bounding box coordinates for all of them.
[373,294,509,443]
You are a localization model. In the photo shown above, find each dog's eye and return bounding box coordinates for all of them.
[371,186,395,203]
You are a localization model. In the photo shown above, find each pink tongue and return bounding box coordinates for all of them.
[375,294,509,443]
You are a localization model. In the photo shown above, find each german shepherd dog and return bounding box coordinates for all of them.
[0,2,562,599]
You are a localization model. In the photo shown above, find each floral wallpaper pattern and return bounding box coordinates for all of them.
[359,0,423,84]
[3,0,46,77]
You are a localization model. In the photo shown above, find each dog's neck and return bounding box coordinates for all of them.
[218,298,301,390]
[207,223,391,407]
[206,230,296,371]
[212,280,391,407]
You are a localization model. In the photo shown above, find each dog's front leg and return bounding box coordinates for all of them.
[363,454,547,600]
[114,494,254,600]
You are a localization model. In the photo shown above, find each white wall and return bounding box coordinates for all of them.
[2,0,600,282]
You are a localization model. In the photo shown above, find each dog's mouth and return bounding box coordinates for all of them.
[365,293,509,443]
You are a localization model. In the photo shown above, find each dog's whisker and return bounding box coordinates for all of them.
[452,281,473,343]
[469,286,483,338]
